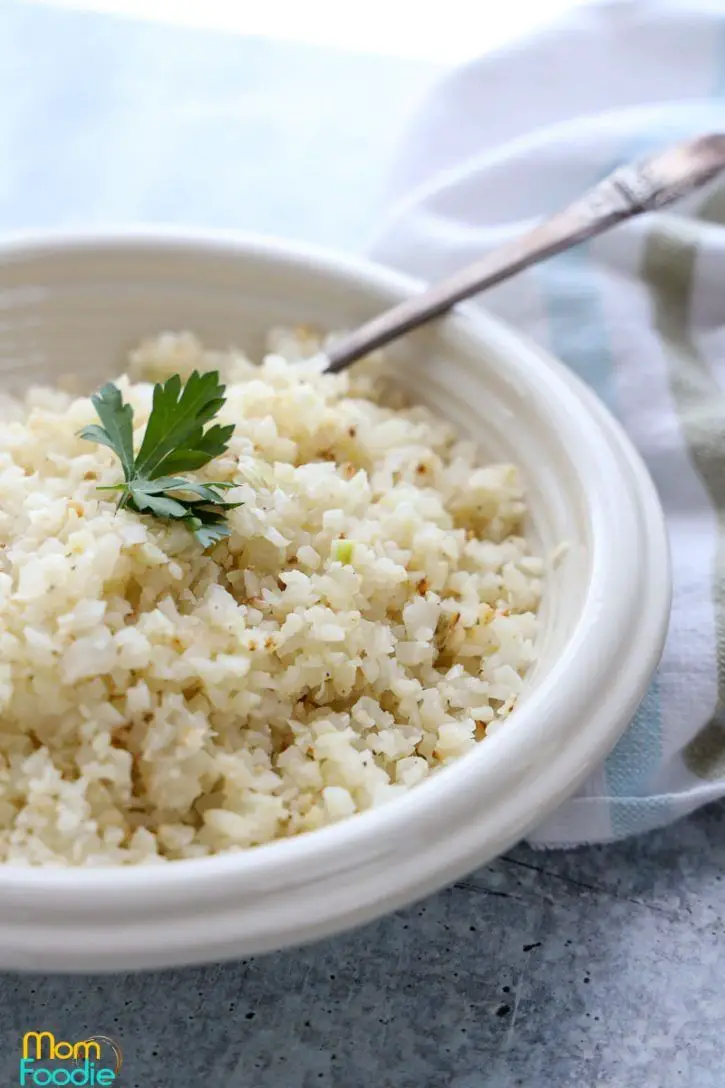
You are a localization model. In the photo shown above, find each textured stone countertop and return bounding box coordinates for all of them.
[1,5,723,1086]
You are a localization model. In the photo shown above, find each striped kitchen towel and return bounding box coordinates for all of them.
[368,0,725,845]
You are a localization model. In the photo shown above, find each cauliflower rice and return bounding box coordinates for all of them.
[0,329,542,866]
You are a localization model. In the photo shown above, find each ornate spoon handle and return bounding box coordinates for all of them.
[326,134,725,373]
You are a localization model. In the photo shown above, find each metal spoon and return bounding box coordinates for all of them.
[325,133,725,373]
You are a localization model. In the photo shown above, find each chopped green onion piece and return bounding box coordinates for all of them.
[332,540,354,564]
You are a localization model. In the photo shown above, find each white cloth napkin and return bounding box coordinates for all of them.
[368,0,725,846]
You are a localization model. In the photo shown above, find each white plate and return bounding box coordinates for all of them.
[0,229,670,971]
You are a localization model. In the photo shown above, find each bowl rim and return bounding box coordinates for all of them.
[0,229,670,917]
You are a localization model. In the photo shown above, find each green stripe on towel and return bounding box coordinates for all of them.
[642,198,725,775]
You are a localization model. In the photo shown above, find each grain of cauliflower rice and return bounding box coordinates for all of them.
[0,328,542,866]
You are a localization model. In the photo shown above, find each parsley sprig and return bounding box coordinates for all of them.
[80,371,240,548]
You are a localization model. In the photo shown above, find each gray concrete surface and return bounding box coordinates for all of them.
[2,805,724,1086]
[1,4,723,1085]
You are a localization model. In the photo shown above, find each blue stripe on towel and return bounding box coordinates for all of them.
[536,137,666,838]
[594,93,725,833]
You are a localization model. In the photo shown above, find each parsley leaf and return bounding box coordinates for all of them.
[80,371,239,547]
[80,384,135,482]
[134,371,229,479]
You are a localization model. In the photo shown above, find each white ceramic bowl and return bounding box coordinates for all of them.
[0,230,670,973]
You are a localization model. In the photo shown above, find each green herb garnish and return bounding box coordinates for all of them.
[331,539,354,565]
[80,371,239,547]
